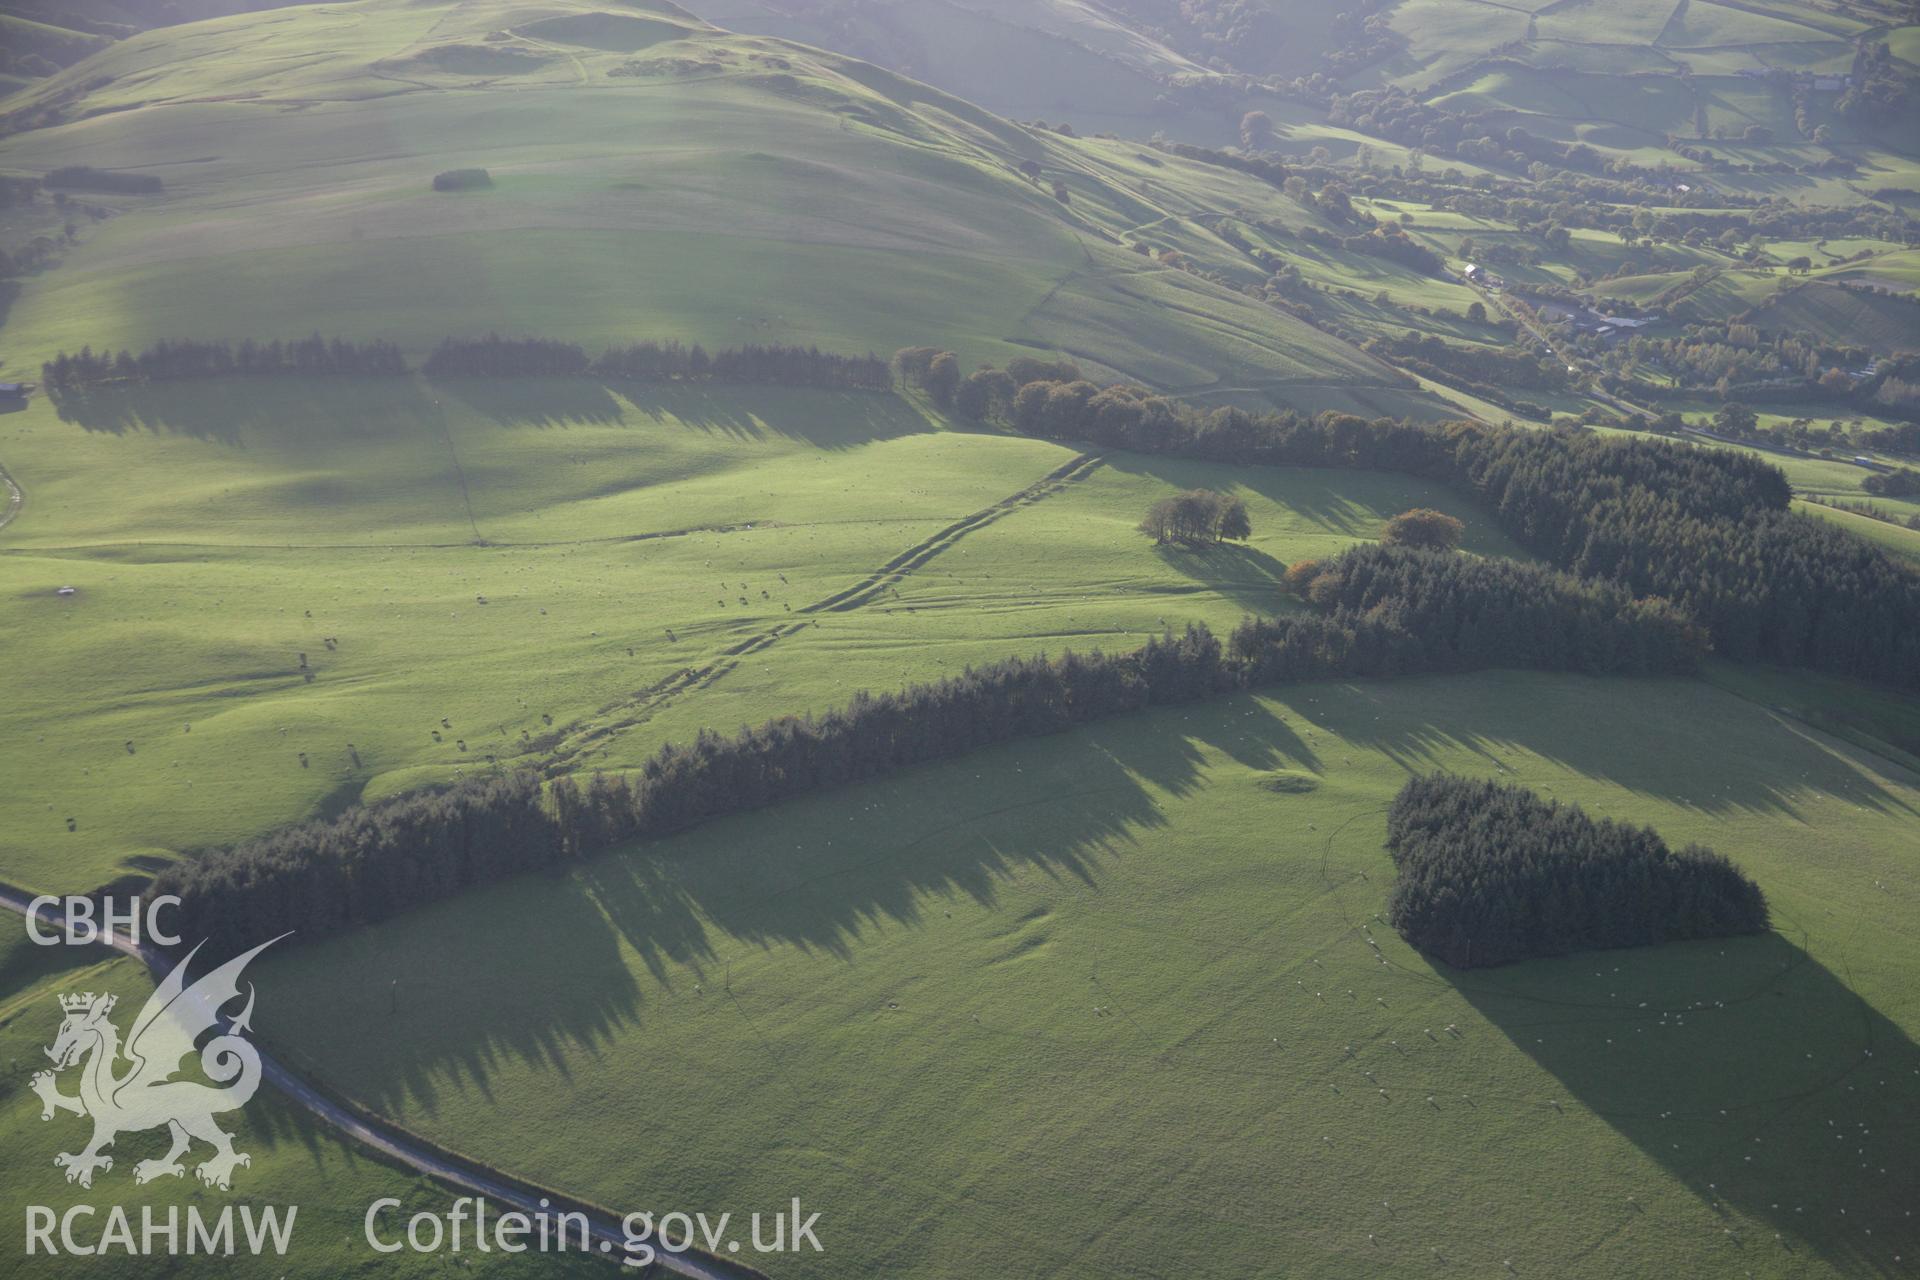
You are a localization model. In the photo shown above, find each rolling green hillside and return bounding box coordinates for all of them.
[692,0,1203,126]
[0,0,1442,413]
[687,0,1351,142]
[4,0,1909,428]
[254,670,1920,1280]
[0,3,1915,1279]
[0,377,1516,893]
[0,12,114,70]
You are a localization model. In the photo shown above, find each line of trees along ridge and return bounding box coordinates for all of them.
[42,337,409,385]
[151,543,1701,956]
[41,336,892,392]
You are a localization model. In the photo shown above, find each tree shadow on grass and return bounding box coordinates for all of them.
[1273,673,1920,822]
[263,667,1920,1130]
[266,673,1920,1140]
[268,696,1319,1116]
[616,383,926,451]
[42,376,928,458]
[423,378,929,451]
[1444,932,1920,1276]
[46,377,441,444]
[1150,540,1289,615]
[427,375,625,428]
[0,929,105,1008]
[557,695,1316,981]
[1098,449,1515,556]
[259,878,650,1121]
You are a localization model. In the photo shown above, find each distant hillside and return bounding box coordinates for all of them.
[0,0,336,92]
[0,11,115,79]
[685,0,1342,143]
[0,0,1443,416]
[4,0,1908,419]
[681,0,1920,172]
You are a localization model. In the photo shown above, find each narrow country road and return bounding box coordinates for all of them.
[0,886,750,1280]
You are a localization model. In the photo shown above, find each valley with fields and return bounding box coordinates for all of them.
[0,1,1916,1277]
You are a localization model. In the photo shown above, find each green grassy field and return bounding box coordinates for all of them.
[689,0,1232,140]
[697,0,1341,106]
[0,1,1916,1276]
[1747,281,1920,352]
[1707,659,1920,770]
[1681,431,1920,524]
[0,377,1512,893]
[249,669,1920,1280]
[1795,498,1920,563]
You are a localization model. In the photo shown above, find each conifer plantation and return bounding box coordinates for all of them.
[1385,775,1770,968]
[955,361,1920,690]
[42,336,410,385]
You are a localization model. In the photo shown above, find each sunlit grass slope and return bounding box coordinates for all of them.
[0,378,1507,893]
[256,670,1920,1280]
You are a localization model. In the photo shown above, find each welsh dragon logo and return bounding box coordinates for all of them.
[30,937,283,1191]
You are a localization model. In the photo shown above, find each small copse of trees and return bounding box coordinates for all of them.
[892,346,961,405]
[1381,508,1463,551]
[1862,468,1920,498]
[1254,543,1701,680]
[1139,489,1251,545]
[1385,774,1769,968]
[432,168,493,192]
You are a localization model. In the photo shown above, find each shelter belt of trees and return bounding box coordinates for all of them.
[151,543,1699,955]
